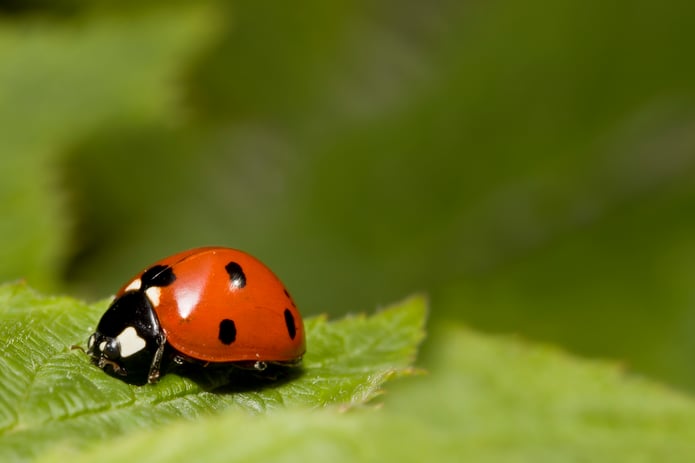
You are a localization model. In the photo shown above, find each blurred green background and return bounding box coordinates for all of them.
[2,0,695,392]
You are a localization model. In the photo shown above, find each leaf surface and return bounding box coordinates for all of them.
[0,284,425,461]
[41,325,695,463]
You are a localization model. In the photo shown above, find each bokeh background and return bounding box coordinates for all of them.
[3,1,695,392]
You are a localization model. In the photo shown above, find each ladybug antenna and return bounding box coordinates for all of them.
[70,344,86,354]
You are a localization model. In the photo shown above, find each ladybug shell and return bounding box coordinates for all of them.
[116,247,305,364]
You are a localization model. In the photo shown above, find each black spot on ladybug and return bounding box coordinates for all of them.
[225,262,246,288]
[283,288,296,308]
[218,319,237,345]
[284,309,296,340]
[141,265,176,289]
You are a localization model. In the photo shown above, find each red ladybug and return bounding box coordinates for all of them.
[87,247,305,384]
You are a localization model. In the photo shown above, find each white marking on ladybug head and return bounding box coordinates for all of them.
[124,278,142,292]
[116,326,147,358]
[98,340,107,352]
[145,286,161,307]
[88,334,96,349]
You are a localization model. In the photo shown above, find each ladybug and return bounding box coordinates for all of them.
[86,247,305,384]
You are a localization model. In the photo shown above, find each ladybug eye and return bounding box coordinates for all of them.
[101,338,121,360]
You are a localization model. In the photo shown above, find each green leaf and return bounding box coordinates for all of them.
[395,326,695,461]
[5,284,694,462]
[0,5,219,290]
[0,284,425,462]
[45,325,695,463]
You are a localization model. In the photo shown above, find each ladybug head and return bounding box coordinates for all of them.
[87,291,165,384]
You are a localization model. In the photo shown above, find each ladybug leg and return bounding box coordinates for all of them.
[147,332,167,384]
[253,361,268,371]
